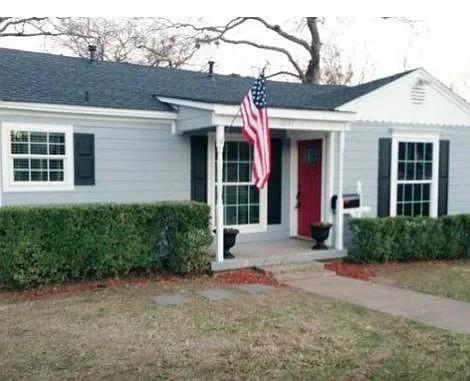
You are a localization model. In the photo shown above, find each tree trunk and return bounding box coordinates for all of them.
[305,17,321,84]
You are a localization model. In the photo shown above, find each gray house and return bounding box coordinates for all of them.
[1,48,470,270]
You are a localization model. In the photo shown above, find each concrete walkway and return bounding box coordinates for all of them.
[287,275,470,335]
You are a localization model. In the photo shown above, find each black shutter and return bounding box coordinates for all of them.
[74,133,95,185]
[268,138,282,224]
[190,136,208,203]
[438,140,450,216]
[377,138,392,217]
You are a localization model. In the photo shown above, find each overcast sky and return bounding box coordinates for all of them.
[1,17,469,99]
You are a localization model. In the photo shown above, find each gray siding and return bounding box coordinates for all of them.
[1,116,190,205]
[342,121,470,218]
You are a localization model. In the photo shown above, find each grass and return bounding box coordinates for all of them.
[1,277,470,380]
[375,260,470,303]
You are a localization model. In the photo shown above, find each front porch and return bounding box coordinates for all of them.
[211,238,347,272]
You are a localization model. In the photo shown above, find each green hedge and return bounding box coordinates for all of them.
[349,216,470,263]
[0,202,212,289]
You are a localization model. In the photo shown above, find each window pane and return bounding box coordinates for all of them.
[422,202,430,216]
[424,163,432,180]
[49,171,64,182]
[30,144,48,155]
[398,162,405,180]
[416,143,424,160]
[413,202,422,216]
[239,143,250,161]
[398,142,406,160]
[416,162,423,180]
[407,143,415,161]
[11,143,28,154]
[249,186,259,204]
[404,203,412,216]
[49,133,65,143]
[250,205,259,224]
[225,206,237,225]
[49,159,64,170]
[31,171,48,181]
[405,162,414,180]
[11,130,28,142]
[238,162,250,182]
[14,171,29,181]
[49,144,65,155]
[223,186,237,205]
[413,183,422,201]
[238,205,248,225]
[423,184,430,201]
[224,163,237,182]
[425,143,433,160]
[30,132,47,143]
[404,184,413,202]
[31,159,48,169]
[13,159,29,169]
[238,185,249,204]
[397,184,404,202]
[225,142,238,161]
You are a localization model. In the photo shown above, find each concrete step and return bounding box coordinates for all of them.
[276,270,336,283]
[257,261,335,283]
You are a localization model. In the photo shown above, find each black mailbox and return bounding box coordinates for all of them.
[331,193,361,211]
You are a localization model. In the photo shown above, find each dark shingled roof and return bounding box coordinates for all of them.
[0,48,417,112]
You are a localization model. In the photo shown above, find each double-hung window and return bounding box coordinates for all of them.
[390,131,439,217]
[2,123,74,192]
[209,138,267,233]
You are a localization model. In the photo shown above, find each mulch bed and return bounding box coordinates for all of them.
[214,268,279,286]
[324,261,425,281]
[0,274,183,304]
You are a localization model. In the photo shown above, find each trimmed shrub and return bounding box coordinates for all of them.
[348,216,470,263]
[0,202,212,289]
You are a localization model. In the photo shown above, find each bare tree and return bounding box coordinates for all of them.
[165,17,419,85]
[166,17,322,83]
[0,17,58,38]
[52,18,199,68]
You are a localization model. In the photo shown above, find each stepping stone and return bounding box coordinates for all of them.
[237,284,275,294]
[197,288,235,301]
[152,293,188,306]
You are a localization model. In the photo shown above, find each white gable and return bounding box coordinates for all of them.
[338,69,470,127]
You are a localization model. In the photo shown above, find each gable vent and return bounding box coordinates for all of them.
[410,79,428,105]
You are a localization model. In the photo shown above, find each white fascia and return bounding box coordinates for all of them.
[0,101,178,122]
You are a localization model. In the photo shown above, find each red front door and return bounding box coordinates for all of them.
[297,140,322,237]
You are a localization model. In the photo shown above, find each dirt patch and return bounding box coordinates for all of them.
[214,268,279,286]
[0,274,183,304]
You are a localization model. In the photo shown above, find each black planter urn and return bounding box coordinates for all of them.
[213,228,239,259]
[310,223,332,250]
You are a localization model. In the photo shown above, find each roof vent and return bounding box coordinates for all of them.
[410,79,428,105]
[88,45,97,63]
[207,61,215,77]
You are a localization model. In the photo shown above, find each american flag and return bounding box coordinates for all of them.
[240,75,271,189]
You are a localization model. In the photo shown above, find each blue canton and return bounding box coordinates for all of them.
[251,75,267,109]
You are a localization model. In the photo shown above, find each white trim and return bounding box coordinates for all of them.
[0,101,178,121]
[207,135,268,234]
[335,131,345,250]
[157,96,357,124]
[1,122,75,192]
[390,129,441,217]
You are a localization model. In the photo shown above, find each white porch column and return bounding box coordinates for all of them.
[335,130,345,250]
[326,131,336,247]
[215,125,225,263]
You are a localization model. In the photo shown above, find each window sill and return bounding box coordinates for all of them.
[225,224,268,234]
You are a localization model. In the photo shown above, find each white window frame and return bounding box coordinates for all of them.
[207,134,268,234]
[390,129,440,217]
[1,122,74,192]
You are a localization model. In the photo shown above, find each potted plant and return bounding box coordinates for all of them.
[310,222,332,250]
[213,228,240,259]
